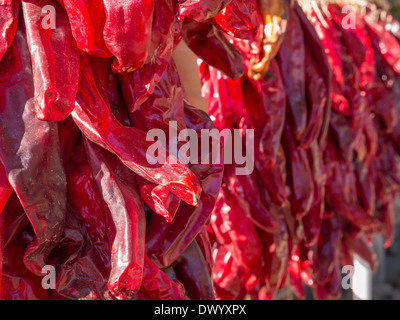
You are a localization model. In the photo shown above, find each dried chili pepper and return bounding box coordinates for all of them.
[84,139,145,300]
[182,19,244,80]
[58,0,111,57]
[173,239,215,300]
[145,103,224,268]
[211,0,261,40]
[0,0,19,62]
[276,2,307,142]
[178,0,232,22]
[102,0,154,73]
[22,0,80,121]
[72,55,202,207]
[0,23,67,276]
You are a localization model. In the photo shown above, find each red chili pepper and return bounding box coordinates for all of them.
[195,226,214,278]
[355,161,376,217]
[223,163,282,234]
[258,224,289,300]
[242,59,286,168]
[276,3,307,142]
[182,19,244,80]
[288,246,306,300]
[364,15,400,77]
[118,0,178,112]
[84,139,146,300]
[302,142,326,247]
[212,243,249,300]
[0,25,67,276]
[300,43,329,149]
[310,216,341,285]
[136,177,181,223]
[282,123,314,219]
[294,2,332,148]
[72,55,202,207]
[65,140,112,271]
[1,194,50,300]
[178,0,232,22]
[22,0,80,121]
[58,0,111,57]
[205,66,244,129]
[307,7,350,117]
[240,78,289,206]
[0,0,19,62]
[0,164,12,216]
[136,255,188,300]
[172,240,215,300]
[344,232,378,272]
[145,103,223,269]
[211,0,261,40]
[102,0,154,73]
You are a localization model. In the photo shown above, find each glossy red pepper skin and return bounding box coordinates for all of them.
[211,0,261,40]
[300,44,329,149]
[104,66,132,127]
[182,19,244,80]
[294,3,332,148]
[343,232,378,273]
[310,216,341,286]
[118,0,177,112]
[47,202,112,300]
[173,240,215,300]
[178,0,232,22]
[204,65,244,129]
[0,0,19,62]
[355,161,376,217]
[135,255,188,300]
[276,3,307,142]
[364,16,400,77]
[282,123,314,219]
[211,244,246,300]
[22,0,80,121]
[328,11,368,132]
[195,226,214,278]
[307,8,349,117]
[65,140,112,272]
[137,177,181,223]
[258,223,289,300]
[340,14,399,133]
[211,185,279,296]
[72,55,202,207]
[102,0,154,73]
[0,24,67,276]
[213,189,263,291]
[0,163,12,216]
[242,59,286,169]
[240,77,289,207]
[223,163,281,234]
[126,61,188,223]
[302,142,326,247]
[288,246,306,300]
[85,139,145,300]
[58,0,111,58]
[324,143,381,230]
[1,194,50,300]
[145,104,224,269]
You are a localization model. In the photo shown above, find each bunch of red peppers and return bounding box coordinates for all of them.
[198,0,400,300]
[0,0,230,300]
[0,0,399,301]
